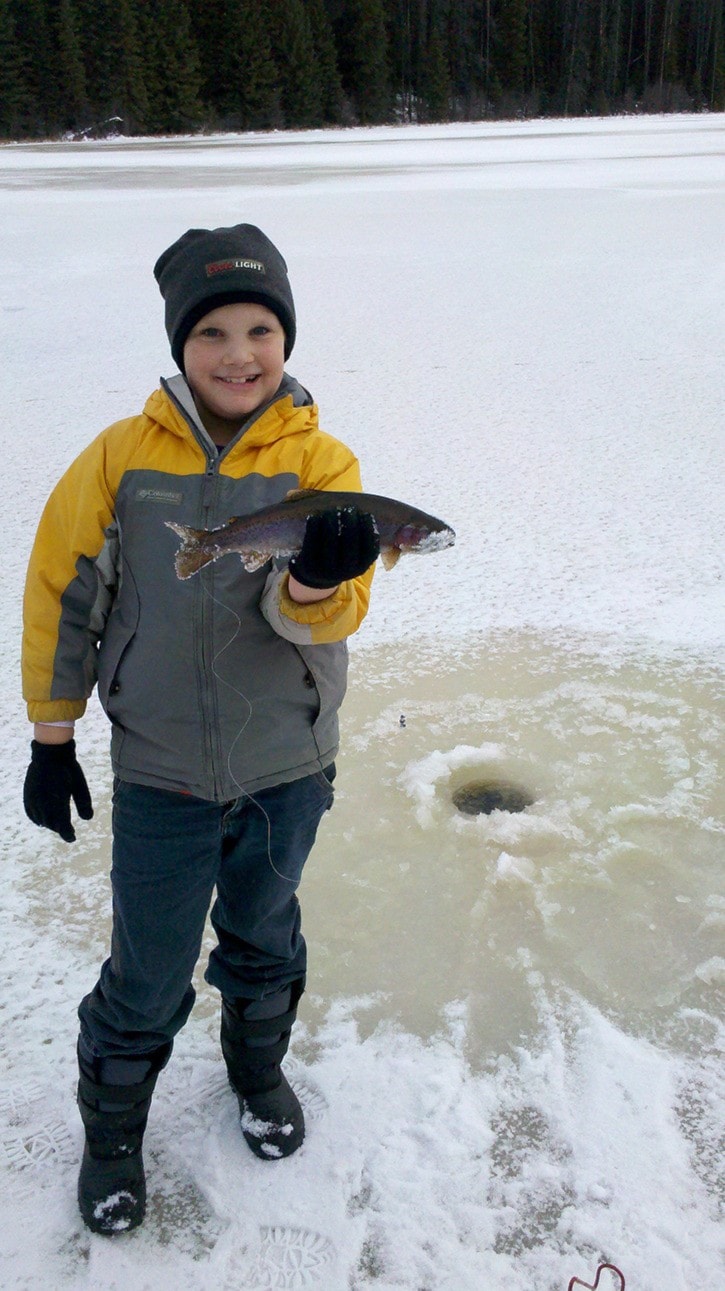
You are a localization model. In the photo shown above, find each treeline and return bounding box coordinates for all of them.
[1,0,723,142]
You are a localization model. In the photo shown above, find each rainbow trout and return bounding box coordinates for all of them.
[166,488,455,581]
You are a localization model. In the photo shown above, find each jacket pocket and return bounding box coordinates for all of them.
[296,641,348,739]
[97,617,137,715]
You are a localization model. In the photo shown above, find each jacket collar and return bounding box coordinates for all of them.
[149,373,316,454]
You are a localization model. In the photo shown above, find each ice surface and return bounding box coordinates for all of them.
[1,116,723,1289]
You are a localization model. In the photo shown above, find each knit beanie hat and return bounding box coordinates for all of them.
[154,223,296,371]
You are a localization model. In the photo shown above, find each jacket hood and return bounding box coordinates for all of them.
[144,373,316,453]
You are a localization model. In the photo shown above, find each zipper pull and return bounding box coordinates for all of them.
[201,457,217,515]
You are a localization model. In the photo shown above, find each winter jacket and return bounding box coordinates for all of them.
[22,374,373,802]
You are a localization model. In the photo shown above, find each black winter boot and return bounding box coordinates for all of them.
[220,979,305,1160]
[76,1041,171,1235]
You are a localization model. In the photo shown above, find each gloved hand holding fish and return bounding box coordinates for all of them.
[287,506,381,588]
[166,489,455,581]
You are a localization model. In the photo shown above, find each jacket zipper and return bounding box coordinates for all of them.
[162,376,288,801]
[198,453,224,799]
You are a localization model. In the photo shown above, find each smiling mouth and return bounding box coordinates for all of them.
[217,374,260,385]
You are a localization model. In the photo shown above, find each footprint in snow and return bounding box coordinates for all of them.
[224,1226,336,1290]
[0,1081,45,1121]
[289,1076,329,1126]
[2,1121,76,1170]
[192,1067,330,1125]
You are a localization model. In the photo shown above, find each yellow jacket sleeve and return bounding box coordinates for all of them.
[22,433,117,721]
[260,430,375,645]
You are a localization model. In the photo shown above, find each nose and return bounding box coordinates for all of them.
[223,334,255,365]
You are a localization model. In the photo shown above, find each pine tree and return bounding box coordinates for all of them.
[73,0,107,117]
[10,0,55,133]
[496,0,530,96]
[135,0,203,134]
[446,0,488,116]
[268,0,323,127]
[187,0,225,113]
[112,0,150,131]
[330,0,392,123]
[305,0,346,123]
[385,0,416,118]
[192,0,257,126]
[56,0,88,131]
[75,0,148,132]
[5,0,724,139]
[562,0,592,115]
[530,0,564,112]
[711,0,725,107]
[193,0,279,130]
[0,0,29,137]
[421,22,451,120]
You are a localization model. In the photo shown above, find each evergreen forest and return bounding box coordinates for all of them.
[1,0,723,142]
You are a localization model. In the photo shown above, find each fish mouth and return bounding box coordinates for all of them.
[416,528,455,552]
[396,524,456,552]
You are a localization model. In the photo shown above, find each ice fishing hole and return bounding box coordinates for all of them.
[451,778,535,816]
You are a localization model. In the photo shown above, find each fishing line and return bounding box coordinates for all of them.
[200,567,299,885]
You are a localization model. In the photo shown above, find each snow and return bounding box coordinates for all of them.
[1,115,723,1289]
[92,1192,136,1231]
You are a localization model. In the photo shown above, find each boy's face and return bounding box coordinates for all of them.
[183,301,286,440]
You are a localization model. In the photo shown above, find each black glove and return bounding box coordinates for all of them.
[288,506,380,590]
[23,739,94,843]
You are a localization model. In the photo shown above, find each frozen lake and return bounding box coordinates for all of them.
[1,116,723,1290]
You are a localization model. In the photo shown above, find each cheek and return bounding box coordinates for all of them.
[182,344,203,379]
[267,344,286,371]
[186,346,219,385]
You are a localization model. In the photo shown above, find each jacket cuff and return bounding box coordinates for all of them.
[260,570,355,644]
[27,699,87,723]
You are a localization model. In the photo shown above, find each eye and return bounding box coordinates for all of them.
[250,325,271,337]
[199,326,223,338]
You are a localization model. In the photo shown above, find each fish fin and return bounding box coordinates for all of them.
[166,520,199,541]
[283,488,320,502]
[165,520,216,581]
[240,550,271,572]
[380,546,401,571]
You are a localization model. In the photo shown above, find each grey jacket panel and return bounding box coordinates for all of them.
[52,555,106,700]
[52,520,121,701]
[96,460,347,802]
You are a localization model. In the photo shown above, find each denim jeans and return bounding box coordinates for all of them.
[78,768,335,1058]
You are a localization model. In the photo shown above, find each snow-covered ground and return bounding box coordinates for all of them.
[1,115,723,1289]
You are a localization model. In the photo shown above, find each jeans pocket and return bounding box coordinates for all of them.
[313,762,336,806]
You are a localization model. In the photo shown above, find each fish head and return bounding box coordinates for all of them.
[379,518,455,570]
[392,520,456,554]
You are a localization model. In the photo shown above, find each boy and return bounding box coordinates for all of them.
[21,224,379,1235]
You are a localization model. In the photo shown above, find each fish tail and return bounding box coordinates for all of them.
[165,521,216,580]
[175,547,216,580]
